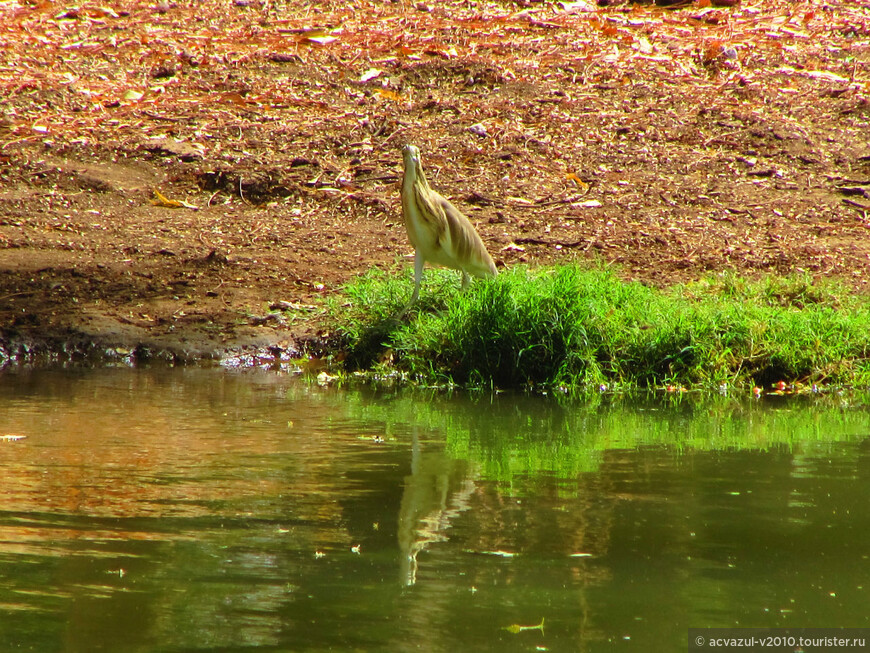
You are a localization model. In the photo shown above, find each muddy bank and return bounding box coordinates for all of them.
[0,325,308,369]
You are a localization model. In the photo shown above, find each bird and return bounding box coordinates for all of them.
[400,144,497,305]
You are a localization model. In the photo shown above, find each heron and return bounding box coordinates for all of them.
[400,144,497,305]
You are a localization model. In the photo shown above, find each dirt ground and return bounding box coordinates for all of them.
[1,0,868,364]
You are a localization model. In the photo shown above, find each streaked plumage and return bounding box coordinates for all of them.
[401,144,497,304]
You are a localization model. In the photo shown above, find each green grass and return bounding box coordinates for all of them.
[326,264,870,392]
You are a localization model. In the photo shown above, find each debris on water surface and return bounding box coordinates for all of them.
[503,618,545,634]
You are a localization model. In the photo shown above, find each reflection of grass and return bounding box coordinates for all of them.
[322,387,870,487]
[328,264,870,392]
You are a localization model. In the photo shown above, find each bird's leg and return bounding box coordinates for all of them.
[461,271,470,291]
[411,249,425,304]
[397,250,424,320]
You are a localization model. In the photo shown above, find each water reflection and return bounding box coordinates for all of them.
[0,368,868,651]
[399,427,474,586]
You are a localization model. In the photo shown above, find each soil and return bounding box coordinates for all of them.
[1,0,869,365]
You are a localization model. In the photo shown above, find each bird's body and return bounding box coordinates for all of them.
[401,144,497,304]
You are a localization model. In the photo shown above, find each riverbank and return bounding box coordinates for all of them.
[5,263,870,399]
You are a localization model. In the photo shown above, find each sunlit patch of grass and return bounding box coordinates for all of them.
[328,264,870,392]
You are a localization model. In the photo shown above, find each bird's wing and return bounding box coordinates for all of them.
[413,182,448,244]
[436,194,497,276]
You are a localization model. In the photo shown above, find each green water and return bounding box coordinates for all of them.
[0,368,868,652]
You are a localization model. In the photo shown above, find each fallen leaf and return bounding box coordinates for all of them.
[634,37,654,55]
[302,34,338,45]
[359,67,382,83]
[558,0,596,12]
[151,190,198,210]
[374,88,400,101]
[90,6,120,18]
[0,434,26,442]
[425,46,458,59]
[468,122,488,137]
[223,92,249,106]
[803,70,850,83]
[775,66,850,83]
[503,618,545,634]
[317,371,336,386]
[566,172,589,192]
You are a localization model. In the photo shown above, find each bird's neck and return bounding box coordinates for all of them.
[404,162,430,195]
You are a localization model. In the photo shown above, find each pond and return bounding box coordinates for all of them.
[0,367,868,652]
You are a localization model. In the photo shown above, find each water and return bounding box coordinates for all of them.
[0,367,868,652]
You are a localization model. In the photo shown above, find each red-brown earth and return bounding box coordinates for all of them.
[1,0,868,364]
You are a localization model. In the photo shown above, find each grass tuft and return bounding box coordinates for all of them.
[328,265,870,392]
